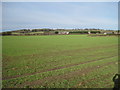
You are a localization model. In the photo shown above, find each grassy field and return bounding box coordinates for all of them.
[2,35,118,88]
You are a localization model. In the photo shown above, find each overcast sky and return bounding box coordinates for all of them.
[2,2,118,31]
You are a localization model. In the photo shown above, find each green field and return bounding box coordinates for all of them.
[2,35,118,88]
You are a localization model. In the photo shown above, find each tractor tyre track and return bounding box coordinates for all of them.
[17,61,117,88]
[3,55,117,80]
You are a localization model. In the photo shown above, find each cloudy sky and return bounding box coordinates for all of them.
[2,2,118,31]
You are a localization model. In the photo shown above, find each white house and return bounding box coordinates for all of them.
[88,31,91,34]
[58,31,69,35]
[104,32,113,35]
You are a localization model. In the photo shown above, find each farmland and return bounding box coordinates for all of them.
[2,35,118,88]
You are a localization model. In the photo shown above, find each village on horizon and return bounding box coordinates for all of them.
[1,28,120,36]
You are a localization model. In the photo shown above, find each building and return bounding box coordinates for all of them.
[58,31,69,35]
[88,31,91,34]
[103,32,113,35]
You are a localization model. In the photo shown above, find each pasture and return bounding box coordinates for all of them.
[2,35,118,88]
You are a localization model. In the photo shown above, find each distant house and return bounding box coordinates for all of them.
[58,31,69,35]
[113,31,120,34]
[88,31,91,34]
[103,32,113,35]
[103,32,107,35]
